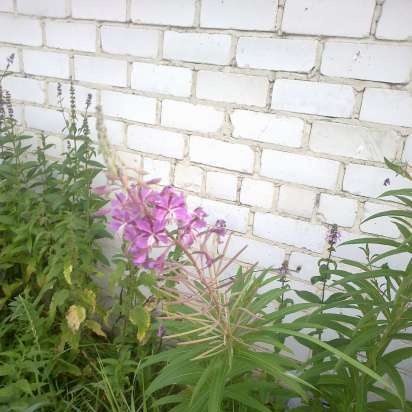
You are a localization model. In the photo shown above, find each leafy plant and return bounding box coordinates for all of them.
[293,159,412,412]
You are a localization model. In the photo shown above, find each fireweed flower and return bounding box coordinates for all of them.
[101,178,226,272]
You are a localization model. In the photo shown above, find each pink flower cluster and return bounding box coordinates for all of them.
[99,181,226,272]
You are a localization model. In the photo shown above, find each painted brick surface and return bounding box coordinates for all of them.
[17,0,68,17]
[200,0,278,31]
[231,110,304,147]
[237,38,317,72]
[261,150,340,189]
[282,0,375,37]
[376,0,412,40]
[272,80,355,118]
[0,15,42,46]
[45,21,96,52]
[164,31,232,65]
[321,42,412,84]
[277,186,316,218]
[197,71,268,107]
[101,26,159,58]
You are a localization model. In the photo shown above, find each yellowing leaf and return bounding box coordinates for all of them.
[64,264,73,285]
[83,289,96,313]
[129,305,151,343]
[84,319,107,338]
[66,305,86,332]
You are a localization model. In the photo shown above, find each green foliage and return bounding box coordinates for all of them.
[294,159,412,412]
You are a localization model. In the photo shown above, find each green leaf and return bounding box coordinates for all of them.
[129,305,151,343]
[84,319,106,338]
[295,290,321,303]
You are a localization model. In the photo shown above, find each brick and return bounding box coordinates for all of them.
[206,171,237,201]
[101,25,159,58]
[25,106,65,134]
[272,80,355,118]
[261,150,340,189]
[197,71,268,106]
[187,195,249,233]
[278,186,316,218]
[237,37,317,72]
[201,0,278,31]
[3,76,44,104]
[23,50,69,79]
[361,202,399,238]
[174,164,203,192]
[164,31,231,65]
[227,235,285,268]
[309,121,400,162]
[0,0,13,12]
[17,0,67,17]
[282,0,375,38]
[190,136,254,173]
[289,252,320,284]
[317,194,357,227]
[131,0,195,26]
[343,164,412,198]
[360,89,412,128]
[321,42,412,84]
[74,56,127,87]
[376,0,412,40]
[144,157,171,185]
[88,118,125,145]
[240,178,274,209]
[0,15,42,46]
[402,136,412,164]
[127,125,185,159]
[0,48,18,72]
[101,90,156,124]
[231,110,303,148]
[254,213,326,253]
[47,82,98,111]
[46,21,96,52]
[131,63,192,97]
[161,100,224,133]
[72,0,126,21]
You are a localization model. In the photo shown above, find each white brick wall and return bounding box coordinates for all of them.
[17,0,68,17]
[161,100,223,133]
[164,32,232,65]
[200,0,278,31]
[132,63,192,97]
[131,0,196,27]
[360,89,412,128]
[309,122,400,162]
[101,90,156,124]
[127,125,185,159]
[74,56,127,87]
[2,4,412,376]
[23,50,70,79]
[272,80,355,118]
[237,38,317,73]
[72,0,126,21]
[45,21,96,52]
[282,0,375,38]
[190,136,254,173]
[0,15,42,46]
[376,0,412,40]
[321,42,412,84]
[231,110,304,147]
[278,186,316,218]
[3,76,44,104]
[261,150,340,189]
[101,26,159,58]
[197,71,268,106]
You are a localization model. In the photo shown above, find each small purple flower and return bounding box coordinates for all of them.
[384,178,391,187]
[211,219,226,238]
[326,224,341,247]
